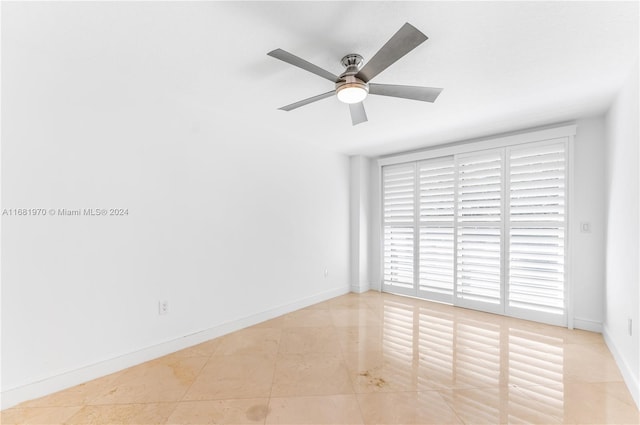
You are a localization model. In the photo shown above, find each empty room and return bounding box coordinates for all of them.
[1,1,639,424]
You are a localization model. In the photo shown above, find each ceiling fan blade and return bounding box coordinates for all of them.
[349,102,368,126]
[278,91,335,111]
[369,83,443,102]
[268,49,340,83]
[356,23,428,83]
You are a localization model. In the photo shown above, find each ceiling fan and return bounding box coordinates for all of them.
[267,22,443,126]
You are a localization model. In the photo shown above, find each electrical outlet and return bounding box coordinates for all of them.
[580,222,591,233]
[159,300,169,315]
[324,269,328,278]
[629,318,633,336]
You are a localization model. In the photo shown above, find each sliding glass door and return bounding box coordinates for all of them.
[382,138,568,326]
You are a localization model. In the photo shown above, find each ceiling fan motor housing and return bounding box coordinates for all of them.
[336,54,369,103]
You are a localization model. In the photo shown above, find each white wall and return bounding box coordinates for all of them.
[603,62,640,407]
[368,160,382,292]
[1,3,350,407]
[349,156,371,293]
[572,116,607,331]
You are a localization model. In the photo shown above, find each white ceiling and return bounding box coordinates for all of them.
[7,1,638,156]
[222,1,639,156]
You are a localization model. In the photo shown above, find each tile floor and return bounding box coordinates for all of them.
[2,291,639,424]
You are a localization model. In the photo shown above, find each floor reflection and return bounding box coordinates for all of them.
[378,294,637,423]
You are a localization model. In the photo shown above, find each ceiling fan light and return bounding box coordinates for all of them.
[336,84,368,104]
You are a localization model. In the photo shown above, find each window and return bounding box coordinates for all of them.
[381,138,569,326]
[507,141,566,322]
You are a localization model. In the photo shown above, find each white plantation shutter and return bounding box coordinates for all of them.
[507,142,566,322]
[418,157,455,301]
[380,135,570,326]
[456,151,503,311]
[383,163,416,290]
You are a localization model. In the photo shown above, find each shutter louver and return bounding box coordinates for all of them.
[456,151,503,307]
[418,158,455,299]
[383,164,416,289]
[508,142,566,318]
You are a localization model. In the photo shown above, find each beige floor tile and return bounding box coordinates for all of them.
[329,293,376,310]
[378,329,416,354]
[251,316,285,328]
[302,299,332,310]
[506,327,567,353]
[0,406,82,425]
[166,398,269,424]
[563,329,605,344]
[89,356,208,404]
[379,296,423,311]
[331,309,382,328]
[183,353,276,400]
[214,327,281,356]
[416,346,504,390]
[166,339,222,358]
[506,342,566,388]
[266,394,363,424]
[517,382,640,424]
[450,319,505,351]
[282,309,334,327]
[507,318,604,345]
[357,290,385,299]
[64,402,176,424]
[16,372,122,408]
[358,292,390,310]
[271,352,354,397]
[563,343,624,383]
[278,326,342,354]
[343,350,422,393]
[357,391,463,424]
[335,326,385,352]
[441,386,564,424]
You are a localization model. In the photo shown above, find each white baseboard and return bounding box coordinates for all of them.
[603,324,640,409]
[350,282,371,293]
[0,285,350,410]
[573,317,603,333]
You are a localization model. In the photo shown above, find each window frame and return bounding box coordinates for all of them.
[378,124,576,328]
